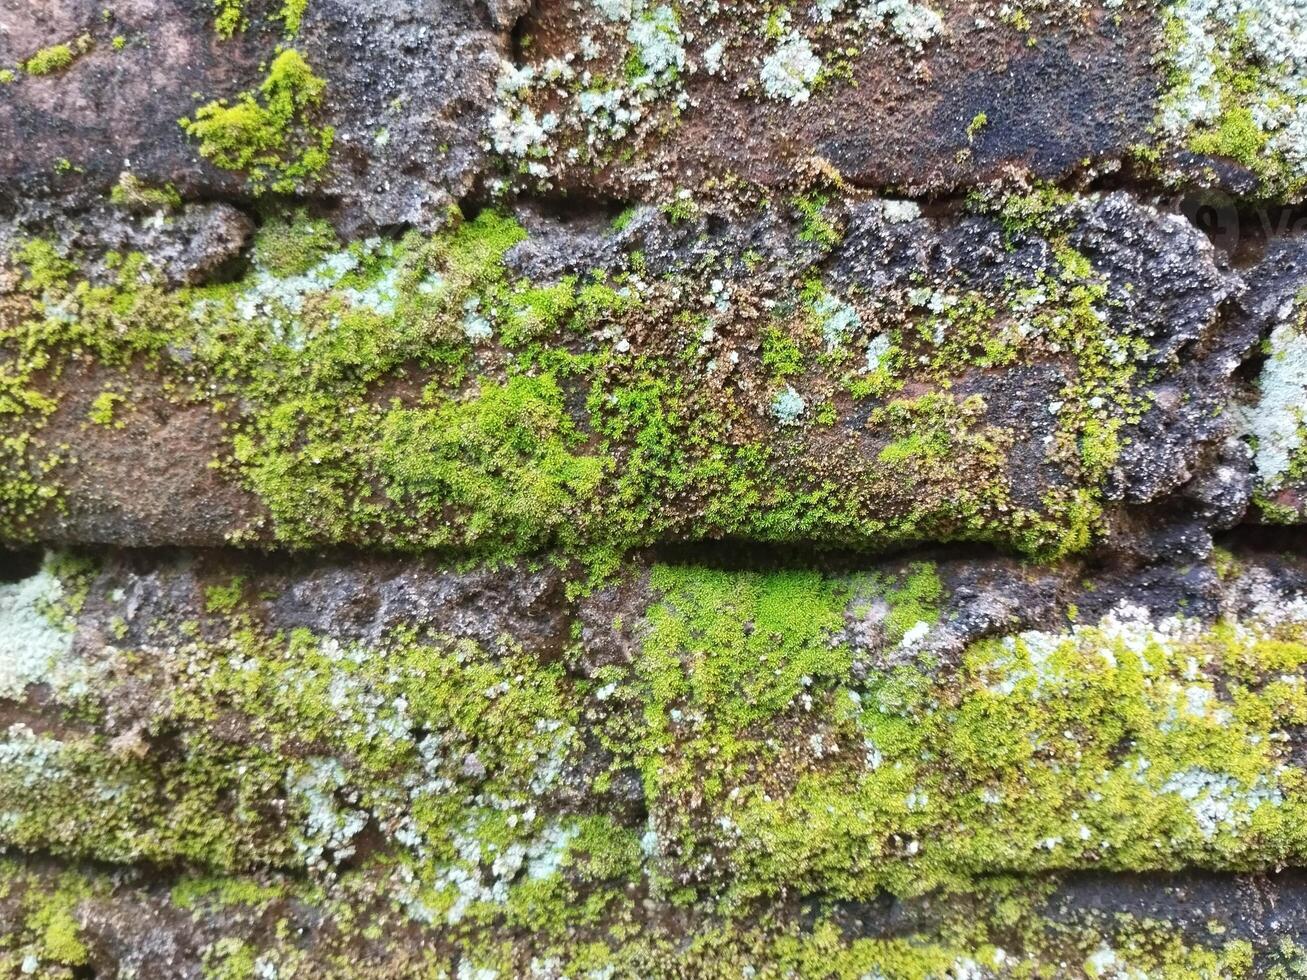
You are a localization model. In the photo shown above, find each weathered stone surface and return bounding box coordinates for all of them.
[501,0,1163,199]
[7,0,1307,230]
[5,854,1307,977]
[5,0,1307,975]
[0,0,503,228]
[0,190,1264,561]
[0,544,1306,972]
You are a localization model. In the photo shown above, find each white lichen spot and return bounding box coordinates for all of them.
[813,291,861,350]
[627,6,686,89]
[0,724,69,794]
[1160,0,1307,175]
[526,822,579,880]
[881,198,921,223]
[1245,315,1307,490]
[863,0,944,50]
[220,239,402,349]
[760,33,821,105]
[703,39,725,75]
[1084,946,1139,979]
[461,296,494,342]
[0,560,85,702]
[340,264,401,316]
[1161,767,1284,838]
[288,757,369,868]
[899,619,931,648]
[772,386,807,424]
[863,737,884,769]
[865,333,892,373]
[593,0,633,21]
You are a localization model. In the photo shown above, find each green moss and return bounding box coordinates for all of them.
[214,0,246,37]
[203,936,258,979]
[280,0,310,36]
[25,880,89,966]
[13,240,76,293]
[610,206,638,232]
[251,210,339,276]
[372,373,606,555]
[88,390,124,427]
[1079,417,1121,481]
[1190,104,1270,169]
[974,183,1074,239]
[0,849,1278,978]
[568,816,643,882]
[503,288,573,350]
[660,196,697,224]
[2,545,1307,973]
[0,594,588,884]
[0,197,1166,563]
[439,208,530,287]
[204,576,247,614]
[180,49,334,195]
[792,192,841,250]
[626,561,1307,904]
[1256,493,1301,525]
[171,875,285,910]
[761,325,803,379]
[25,43,75,76]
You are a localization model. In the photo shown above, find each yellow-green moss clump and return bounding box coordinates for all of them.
[281,0,310,36]
[0,554,1306,975]
[23,36,92,77]
[214,0,247,37]
[109,172,183,213]
[630,564,1307,902]
[180,49,334,195]
[0,195,1180,562]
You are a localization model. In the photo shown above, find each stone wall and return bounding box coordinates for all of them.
[3,0,1307,976]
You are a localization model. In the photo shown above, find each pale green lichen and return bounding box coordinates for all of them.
[1160,0,1307,195]
[1245,299,1307,498]
[0,557,84,702]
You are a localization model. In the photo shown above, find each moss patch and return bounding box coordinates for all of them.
[180,49,334,195]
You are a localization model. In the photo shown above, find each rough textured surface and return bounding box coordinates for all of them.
[2,545,1307,974]
[0,0,502,229]
[0,191,1259,560]
[4,0,1307,976]
[499,0,1163,199]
